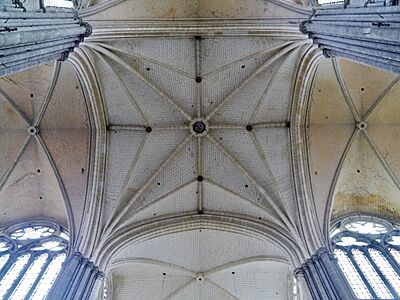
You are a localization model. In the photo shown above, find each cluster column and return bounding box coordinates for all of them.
[0,0,91,77]
[47,253,103,300]
[295,248,355,300]
[300,1,400,73]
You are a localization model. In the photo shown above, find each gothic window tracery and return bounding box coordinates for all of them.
[0,222,68,300]
[331,217,400,300]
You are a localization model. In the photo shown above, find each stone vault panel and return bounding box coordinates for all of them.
[308,58,400,224]
[82,36,303,236]
[0,62,91,233]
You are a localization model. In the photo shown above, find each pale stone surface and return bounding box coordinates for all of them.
[2,0,399,299]
[307,58,400,226]
[0,62,91,235]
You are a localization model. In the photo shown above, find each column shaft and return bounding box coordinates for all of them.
[0,0,91,77]
[295,248,355,300]
[48,252,103,300]
[300,2,400,73]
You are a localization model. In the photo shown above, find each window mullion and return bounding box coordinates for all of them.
[0,223,69,299]
[0,253,11,273]
[24,252,54,300]
[0,251,14,280]
[3,252,35,300]
[362,247,397,299]
[347,247,379,299]
[30,252,67,300]
[386,248,400,277]
[380,247,400,298]
[388,248,400,266]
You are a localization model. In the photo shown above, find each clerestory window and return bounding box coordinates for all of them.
[331,216,400,300]
[0,222,68,300]
[43,0,74,8]
[317,0,344,5]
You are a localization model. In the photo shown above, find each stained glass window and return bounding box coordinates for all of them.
[0,222,68,300]
[43,0,74,8]
[369,249,400,297]
[30,253,66,300]
[352,249,393,299]
[389,248,400,265]
[9,254,49,300]
[345,221,388,235]
[293,278,299,300]
[10,226,55,241]
[388,236,400,246]
[334,249,372,299]
[332,217,400,300]
[0,254,31,299]
[318,0,345,5]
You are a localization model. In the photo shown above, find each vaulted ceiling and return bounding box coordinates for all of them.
[0,62,91,241]
[308,58,400,233]
[80,0,308,18]
[82,36,306,234]
[109,229,293,300]
[78,33,310,299]
[1,0,399,299]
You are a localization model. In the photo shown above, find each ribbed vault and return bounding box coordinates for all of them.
[1,0,357,298]
[80,0,309,19]
[2,0,400,297]
[307,58,400,232]
[78,36,311,248]
[108,229,294,300]
[0,62,91,240]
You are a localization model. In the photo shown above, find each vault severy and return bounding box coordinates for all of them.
[0,62,91,235]
[80,36,306,236]
[80,0,310,20]
[5,0,398,297]
[108,229,294,300]
[307,57,400,228]
[75,34,312,298]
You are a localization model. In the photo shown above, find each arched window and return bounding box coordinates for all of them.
[317,0,345,5]
[0,222,68,300]
[43,0,74,8]
[331,216,400,299]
